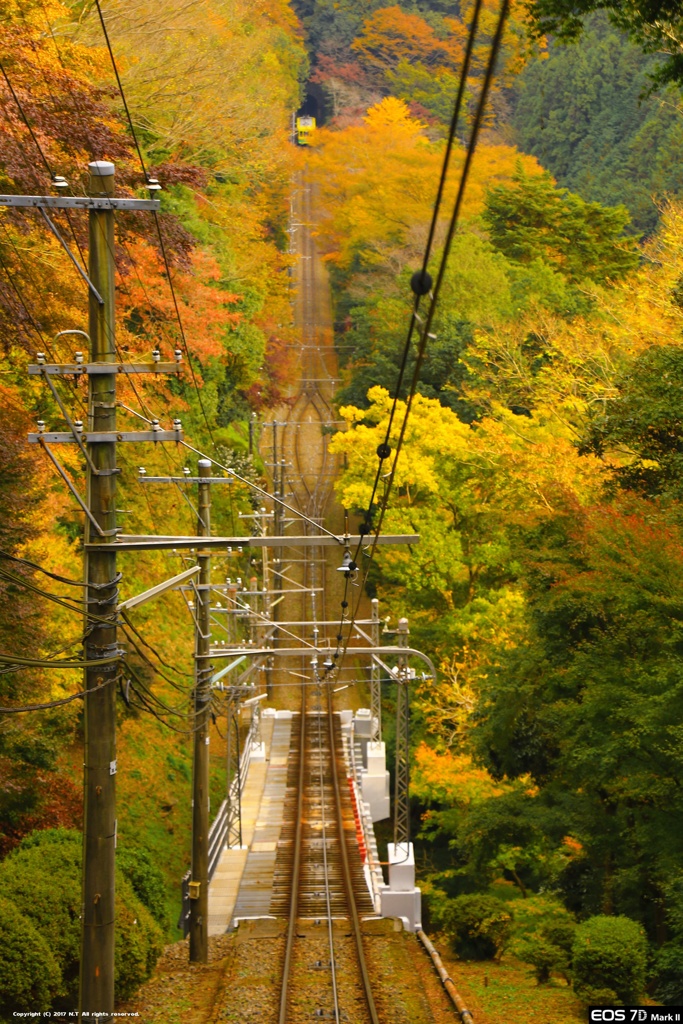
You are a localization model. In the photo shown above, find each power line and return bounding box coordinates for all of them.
[92,0,149,184]
[0,550,90,586]
[0,671,120,714]
[333,0,511,675]
[349,0,485,535]
[151,212,217,445]
[89,0,218,446]
[0,59,53,183]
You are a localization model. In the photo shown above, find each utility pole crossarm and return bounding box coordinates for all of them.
[28,362,182,375]
[89,533,420,551]
[0,193,160,211]
[29,429,183,443]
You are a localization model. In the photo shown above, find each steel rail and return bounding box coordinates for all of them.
[278,686,306,1024]
[327,685,381,1024]
[316,694,341,1021]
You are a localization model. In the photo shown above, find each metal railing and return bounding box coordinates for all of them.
[178,711,259,936]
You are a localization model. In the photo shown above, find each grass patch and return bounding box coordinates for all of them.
[443,952,585,1024]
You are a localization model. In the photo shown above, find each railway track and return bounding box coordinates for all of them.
[267,170,382,1022]
[273,686,380,1024]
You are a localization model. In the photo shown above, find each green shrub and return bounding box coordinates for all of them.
[0,829,82,1000]
[572,915,648,1004]
[655,942,683,1005]
[0,896,61,1020]
[117,845,170,930]
[0,828,164,1006]
[442,893,513,960]
[517,933,571,984]
[509,895,577,983]
[115,876,165,1001]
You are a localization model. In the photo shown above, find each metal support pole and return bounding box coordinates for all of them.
[189,459,212,962]
[393,617,410,848]
[260,508,273,696]
[80,160,118,1023]
[370,598,382,743]
[226,581,238,645]
[249,576,259,646]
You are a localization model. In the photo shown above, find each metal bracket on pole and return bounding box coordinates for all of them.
[37,206,104,305]
[38,440,110,537]
[117,566,200,612]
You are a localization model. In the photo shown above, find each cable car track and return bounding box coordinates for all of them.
[275,684,380,1024]
[267,168,382,1022]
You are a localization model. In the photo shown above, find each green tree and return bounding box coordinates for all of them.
[511,15,683,233]
[582,344,683,502]
[484,167,639,283]
[472,499,683,920]
[524,0,683,89]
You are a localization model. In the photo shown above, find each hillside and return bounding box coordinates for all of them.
[3,0,683,1017]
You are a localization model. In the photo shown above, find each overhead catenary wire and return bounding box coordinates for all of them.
[92,0,150,183]
[179,438,343,542]
[0,58,53,183]
[351,0,485,532]
[332,0,510,675]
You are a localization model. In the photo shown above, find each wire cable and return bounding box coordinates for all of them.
[89,0,218,445]
[333,0,510,674]
[0,59,52,183]
[92,0,149,183]
[0,670,121,714]
[350,0,485,533]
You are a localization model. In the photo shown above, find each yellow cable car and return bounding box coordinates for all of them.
[296,116,316,146]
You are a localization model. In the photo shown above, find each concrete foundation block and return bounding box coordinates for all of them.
[249,741,266,762]
[380,886,422,932]
[354,708,373,737]
[387,842,415,891]
[361,771,390,822]
[366,741,386,776]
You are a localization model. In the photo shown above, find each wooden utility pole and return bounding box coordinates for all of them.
[190,458,212,961]
[80,159,118,1023]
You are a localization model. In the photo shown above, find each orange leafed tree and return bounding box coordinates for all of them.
[308,98,543,272]
[352,6,460,75]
